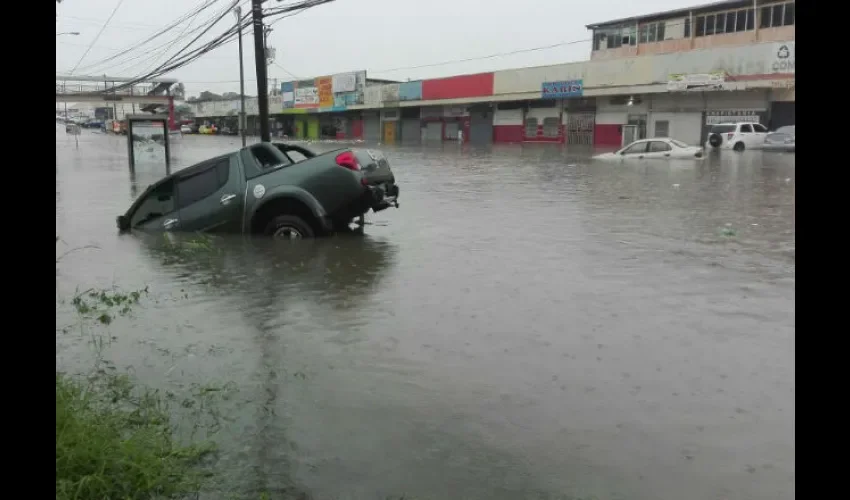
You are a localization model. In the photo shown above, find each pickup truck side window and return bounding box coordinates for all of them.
[753,123,768,133]
[739,124,753,133]
[131,180,175,227]
[176,159,230,209]
[253,145,291,170]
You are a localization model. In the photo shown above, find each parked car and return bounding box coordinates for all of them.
[705,122,768,152]
[763,125,795,153]
[180,124,193,134]
[593,138,704,161]
[117,142,400,239]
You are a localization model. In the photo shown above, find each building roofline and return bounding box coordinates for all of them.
[585,0,750,29]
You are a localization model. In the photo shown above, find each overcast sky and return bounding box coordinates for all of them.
[56,0,695,97]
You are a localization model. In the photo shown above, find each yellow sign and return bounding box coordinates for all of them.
[317,76,333,108]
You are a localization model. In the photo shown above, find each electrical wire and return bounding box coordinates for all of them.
[97,1,330,91]
[63,0,332,96]
[69,0,224,74]
[67,0,128,74]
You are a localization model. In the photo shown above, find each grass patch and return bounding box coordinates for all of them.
[56,372,216,500]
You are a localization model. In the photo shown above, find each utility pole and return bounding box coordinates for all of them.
[234,4,247,147]
[251,0,270,142]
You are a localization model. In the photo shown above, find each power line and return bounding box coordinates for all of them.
[99,1,329,92]
[272,62,300,80]
[69,0,224,74]
[68,0,128,74]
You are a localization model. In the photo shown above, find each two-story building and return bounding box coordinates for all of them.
[586,0,795,145]
[188,0,795,147]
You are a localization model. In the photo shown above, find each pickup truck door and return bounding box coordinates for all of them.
[176,155,245,233]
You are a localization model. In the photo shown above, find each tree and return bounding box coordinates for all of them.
[173,83,186,100]
[174,104,194,120]
[199,91,222,101]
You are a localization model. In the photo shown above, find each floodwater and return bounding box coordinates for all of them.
[56,126,795,500]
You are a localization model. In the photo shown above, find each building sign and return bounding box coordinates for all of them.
[705,109,765,125]
[317,76,333,108]
[294,80,319,108]
[668,72,729,92]
[332,72,357,93]
[769,42,795,74]
[541,80,583,99]
[281,82,295,108]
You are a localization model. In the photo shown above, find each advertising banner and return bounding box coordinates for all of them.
[295,79,319,108]
[317,76,334,108]
[667,72,729,92]
[332,72,357,93]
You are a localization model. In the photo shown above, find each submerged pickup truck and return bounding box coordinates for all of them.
[117,142,399,238]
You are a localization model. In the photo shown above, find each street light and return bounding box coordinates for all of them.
[234,6,247,147]
[56,32,80,36]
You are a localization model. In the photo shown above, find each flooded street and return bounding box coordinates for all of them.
[56,126,794,500]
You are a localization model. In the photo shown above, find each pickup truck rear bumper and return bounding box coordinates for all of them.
[369,183,399,212]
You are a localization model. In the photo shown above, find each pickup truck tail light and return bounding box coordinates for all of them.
[335,151,360,171]
[727,133,734,140]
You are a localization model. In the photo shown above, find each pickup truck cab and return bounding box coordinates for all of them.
[117,142,399,239]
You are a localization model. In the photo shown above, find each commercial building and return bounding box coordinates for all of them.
[188,0,795,147]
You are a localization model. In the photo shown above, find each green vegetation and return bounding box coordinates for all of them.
[56,373,215,500]
[56,236,221,500]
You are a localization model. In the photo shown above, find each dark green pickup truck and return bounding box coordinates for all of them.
[117,142,399,238]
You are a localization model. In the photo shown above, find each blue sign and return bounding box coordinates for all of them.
[399,81,422,101]
[281,82,295,108]
[541,80,583,99]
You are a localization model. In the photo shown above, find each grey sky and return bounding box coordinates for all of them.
[56,0,694,97]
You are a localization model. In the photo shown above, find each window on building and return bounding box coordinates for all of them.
[621,25,636,46]
[705,15,715,35]
[607,28,622,49]
[654,120,670,138]
[784,3,795,25]
[639,22,668,43]
[725,12,736,33]
[760,2,795,28]
[684,17,691,37]
[542,117,560,138]
[594,25,638,50]
[695,7,757,37]
[736,10,747,32]
[525,118,538,138]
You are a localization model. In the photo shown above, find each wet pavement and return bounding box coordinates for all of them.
[56,126,794,500]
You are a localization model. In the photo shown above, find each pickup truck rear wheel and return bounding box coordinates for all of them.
[264,215,315,239]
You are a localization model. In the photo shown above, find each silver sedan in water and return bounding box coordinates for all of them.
[763,125,795,153]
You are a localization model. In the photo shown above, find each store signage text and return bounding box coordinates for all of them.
[770,43,795,74]
[541,80,583,99]
[668,72,730,92]
[705,109,764,125]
